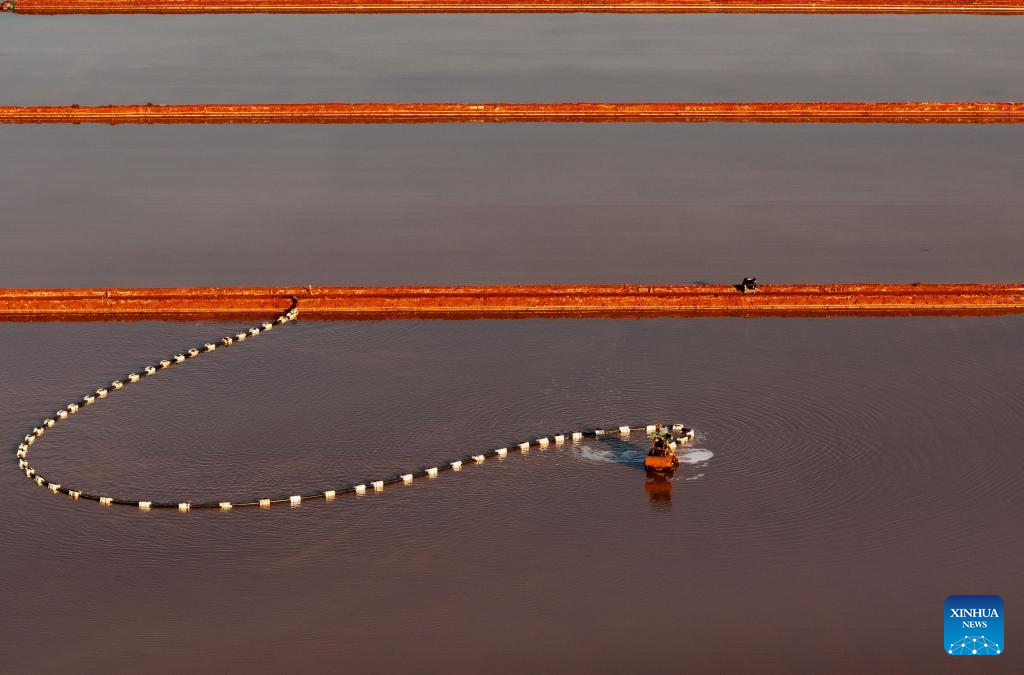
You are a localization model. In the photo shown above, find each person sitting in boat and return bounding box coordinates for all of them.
[650,424,675,456]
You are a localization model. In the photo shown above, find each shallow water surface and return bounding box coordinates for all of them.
[2,12,1023,675]
[2,317,1021,673]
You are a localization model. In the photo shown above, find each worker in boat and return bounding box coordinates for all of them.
[650,424,675,456]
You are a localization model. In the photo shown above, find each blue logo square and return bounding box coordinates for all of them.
[945,595,1003,655]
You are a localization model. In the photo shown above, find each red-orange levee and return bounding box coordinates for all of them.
[2,102,1023,124]
[1,285,1022,321]
[5,0,1024,14]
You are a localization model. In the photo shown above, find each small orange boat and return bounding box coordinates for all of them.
[644,425,692,473]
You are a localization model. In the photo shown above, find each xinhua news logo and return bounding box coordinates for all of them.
[945,595,1003,655]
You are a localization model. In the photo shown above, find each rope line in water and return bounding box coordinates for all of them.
[13,304,694,513]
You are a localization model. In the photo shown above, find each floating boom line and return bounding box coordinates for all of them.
[12,298,692,512]
[2,102,1023,125]
[5,0,1024,15]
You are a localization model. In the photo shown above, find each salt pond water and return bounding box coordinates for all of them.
[2,12,1022,674]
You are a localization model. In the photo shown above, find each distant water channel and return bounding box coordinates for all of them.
[2,13,1023,675]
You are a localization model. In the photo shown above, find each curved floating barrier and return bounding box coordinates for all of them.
[5,0,1024,15]
[10,299,692,513]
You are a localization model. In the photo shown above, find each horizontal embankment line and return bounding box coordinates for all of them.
[10,0,1024,15]
[2,285,1022,320]
[2,102,1023,125]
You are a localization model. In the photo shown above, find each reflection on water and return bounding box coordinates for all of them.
[574,441,715,508]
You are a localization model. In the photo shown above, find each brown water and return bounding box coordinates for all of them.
[1,14,1023,674]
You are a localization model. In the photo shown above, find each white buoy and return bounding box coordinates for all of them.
[67,404,79,414]
[450,461,462,471]
[44,419,55,428]
[173,355,185,364]
[187,348,200,357]
[619,425,631,435]
[144,366,156,375]
[219,502,232,510]
[179,502,190,512]
[646,424,657,434]
[35,476,45,486]
[290,495,302,506]
[518,442,530,452]
[18,460,27,469]
[262,322,273,331]
[472,454,485,463]
[99,497,113,506]
[554,434,565,444]
[672,423,684,432]
[33,426,44,436]
[372,481,384,492]
[401,473,413,484]
[234,332,246,341]
[83,395,96,405]
[221,337,233,346]
[259,499,271,509]
[160,360,172,369]
[595,429,605,436]
[324,490,336,500]
[57,410,68,420]
[354,484,367,495]
[248,328,259,337]
[25,433,36,444]
[538,437,550,447]
[69,491,81,500]
[96,388,108,398]
[49,483,61,493]
[139,501,151,511]
[25,468,35,477]
[572,431,583,441]
[496,448,508,457]
[205,343,217,352]
[426,467,439,477]
[128,373,140,383]
[111,381,124,390]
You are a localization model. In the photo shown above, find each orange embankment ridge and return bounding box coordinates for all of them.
[7,0,1024,15]
[2,102,1024,125]
[1,285,1022,321]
